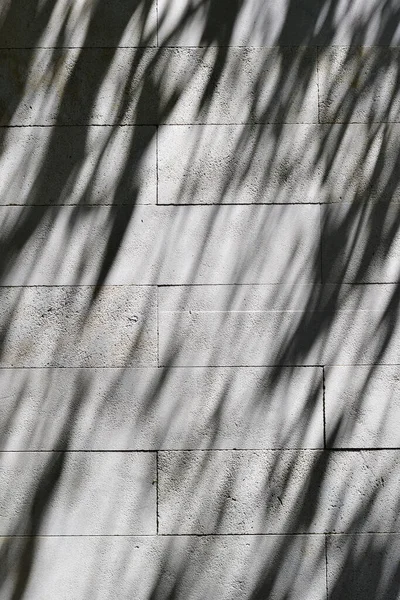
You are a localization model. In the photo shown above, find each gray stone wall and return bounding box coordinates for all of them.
[0,1,400,598]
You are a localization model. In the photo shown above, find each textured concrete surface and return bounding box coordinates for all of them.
[0,1,158,48]
[157,0,400,47]
[154,47,318,125]
[322,203,400,282]
[0,48,157,126]
[158,450,400,535]
[0,126,157,205]
[0,286,157,367]
[0,205,320,285]
[158,124,323,204]
[0,366,323,451]
[0,535,326,600]
[326,534,400,600]
[0,452,156,535]
[159,123,400,205]
[325,365,400,448]
[159,284,400,366]
[0,47,317,126]
[319,47,400,124]
[0,0,399,598]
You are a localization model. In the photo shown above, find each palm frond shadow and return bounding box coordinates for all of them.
[0,0,399,598]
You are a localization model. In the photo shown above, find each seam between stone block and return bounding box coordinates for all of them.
[319,204,324,284]
[1,532,399,538]
[6,120,400,127]
[157,286,160,367]
[322,366,327,449]
[156,124,159,205]
[316,46,321,125]
[4,448,400,453]
[325,533,329,600]
[156,0,159,47]
[156,451,160,535]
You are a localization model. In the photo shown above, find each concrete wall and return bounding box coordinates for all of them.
[0,1,400,598]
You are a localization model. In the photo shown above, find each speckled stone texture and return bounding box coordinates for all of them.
[1,1,400,598]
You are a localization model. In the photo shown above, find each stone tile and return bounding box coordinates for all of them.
[158,124,322,204]
[158,449,322,534]
[0,534,326,600]
[0,126,156,205]
[159,124,400,205]
[0,0,157,47]
[0,47,317,125]
[0,451,156,535]
[321,203,400,283]
[156,47,318,124]
[0,48,158,126]
[159,449,400,534]
[319,47,400,124]
[157,0,400,47]
[325,365,400,448]
[0,205,320,286]
[158,284,400,367]
[327,534,400,600]
[0,286,157,367]
[0,366,323,450]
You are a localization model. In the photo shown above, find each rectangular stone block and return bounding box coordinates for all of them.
[0,205,320,286]
[0,126,156,205]
[158,124,323,204]
[0,0,157,47]
[159,123,400,205]
[318,47,400,123]
[326,534,400,600]
[158,0,309,47]
[0,47,317,126]
[157,0,400,47]
[0,286,157,367]
[158,284,400,367]
[325,365,400,448]
[322,203,400,283]
[158,449,400,534]
[0,534,326,600]
[0,451,156,535]
[156,47,317,124]
[321,451,400,533]
[158,449,321,534]
[311,123,400,204]
[0,48,158,126]
[0,366,323,451]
